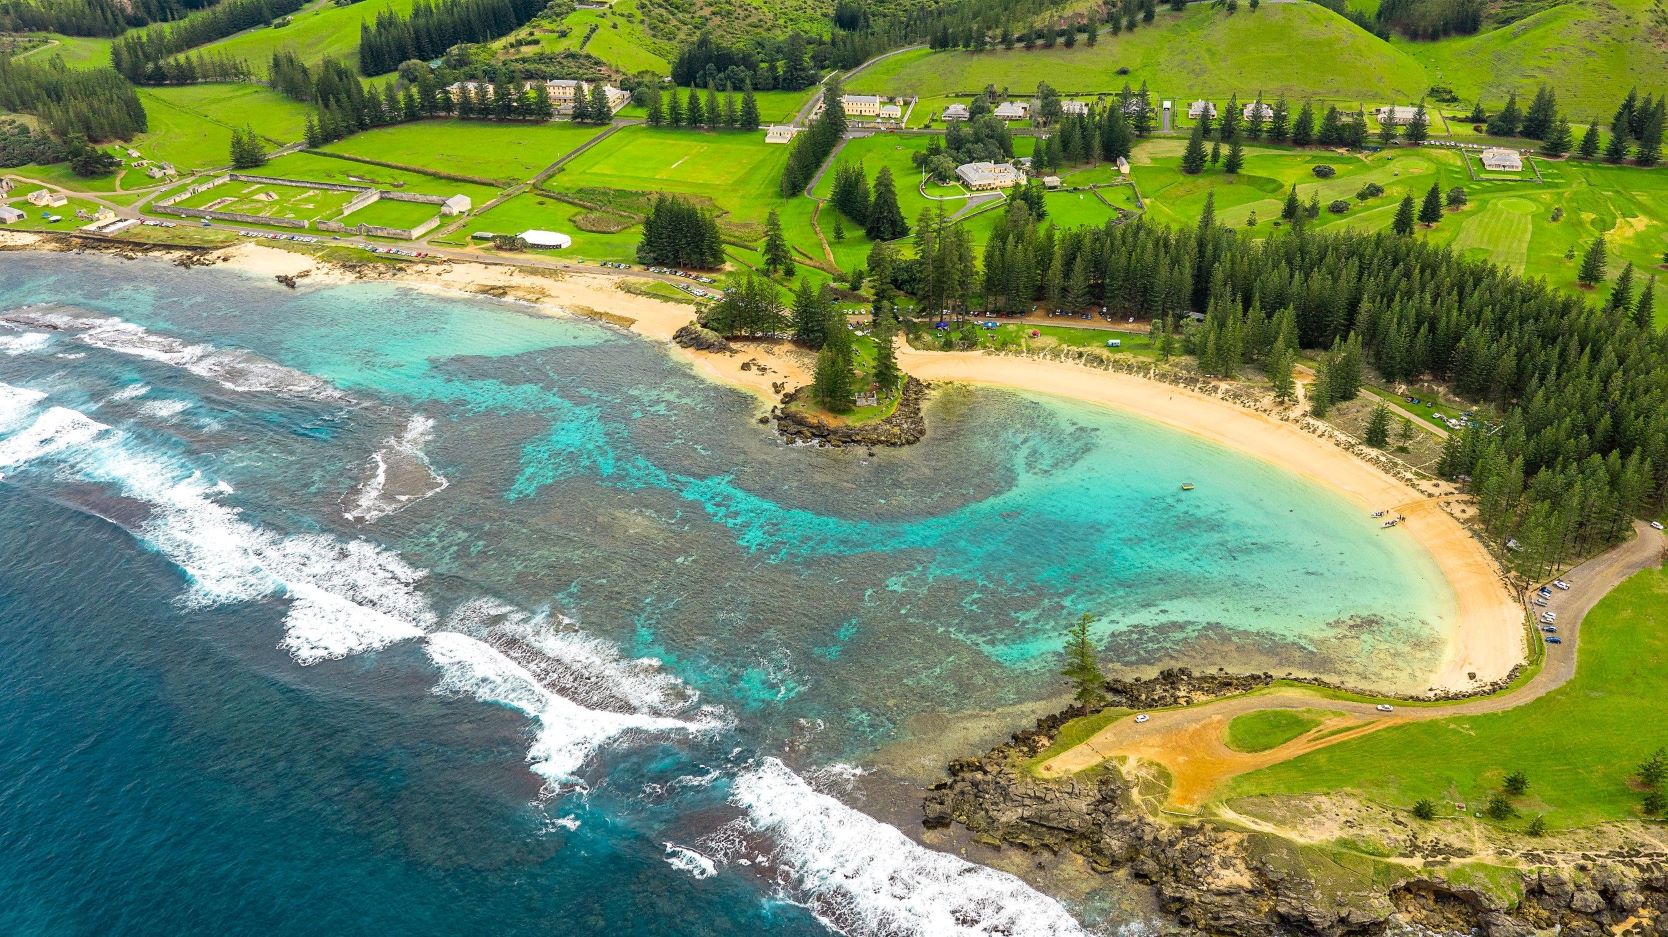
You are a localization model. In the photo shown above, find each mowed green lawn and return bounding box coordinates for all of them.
[1128,139,1667,321]
[256,151,502,203]
[441,192,640,262]
[321,120,609,183]
[175,179,359,219]
[847,5,1428,105]
[1226,566,1668,828]
[134,84,316,171]
[1389,0,1668,123]
[1226,709,1332,753]
[8,32,114,69]
[182,0,419,75]
[341,196,442,228]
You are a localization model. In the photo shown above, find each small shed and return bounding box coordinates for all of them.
[0,205,24,224]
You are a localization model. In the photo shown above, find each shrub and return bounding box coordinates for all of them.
[1312,164,1336,178]
[1485,792,1517,821]
[1412,798,1437,820]
[1328,199,1351,214]
[1356,182,1384,200]
[1504,771,1529,795]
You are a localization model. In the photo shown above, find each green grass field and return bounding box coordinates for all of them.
[0,192,110,233]
[1389,0,1668,123]
[320,120,608,183]
[7,32,114,69]
[1125,139,1668,319]
[256,151,502,203]
[1225,566,1668,828]
[176,179,359,220]
[1226,709,1332,753]
[512,0,672,74]
[848,6,1428,106]
[134,84,316,171]
[440,192,641,261]
[181,0,419,75]
[341,196,442,228]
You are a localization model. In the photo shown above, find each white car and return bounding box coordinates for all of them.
[1652,521,1664,531]
[1375,704,1394,712]
[1554,580,1571,590]
[1134,713,1150,724]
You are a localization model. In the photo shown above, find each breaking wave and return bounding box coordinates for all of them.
[663,843,719,880]
[724,758,1089,937]
[1,306,353,404]
[344,414,448,523]
[0,331,50,355]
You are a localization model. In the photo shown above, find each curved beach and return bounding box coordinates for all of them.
[893,345,1525,694]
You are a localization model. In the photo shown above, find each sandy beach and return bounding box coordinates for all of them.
[895,346,1525,693]
[46,240,1520,693]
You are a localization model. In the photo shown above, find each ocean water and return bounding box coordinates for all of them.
[0,253,1455,935]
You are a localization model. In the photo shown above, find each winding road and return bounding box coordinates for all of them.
[1036,520,1667,808]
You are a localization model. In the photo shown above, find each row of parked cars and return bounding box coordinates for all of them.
[1535,580,1571,643]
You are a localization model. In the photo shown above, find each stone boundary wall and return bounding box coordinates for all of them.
[155,172,451,239]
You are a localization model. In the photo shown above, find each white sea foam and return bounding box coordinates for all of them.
[0,332,50,355]
[344,414,448,523]
[664,843,719,880]
[0,406,110,468]
[0,383,47,429]
[107,382,152,404]
[0,308,352,403]
[424,630,715,789]
[138,399,192,421]
[728,758,1089,937]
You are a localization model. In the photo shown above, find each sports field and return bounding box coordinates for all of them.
[847,5,1428,106]
[552,126,789,223]
[256,152,502,204]
[1226,566,1668,828]
[320,120,609,183]
[180,0,420,75]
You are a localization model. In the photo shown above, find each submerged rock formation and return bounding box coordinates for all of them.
[773,377,928,448]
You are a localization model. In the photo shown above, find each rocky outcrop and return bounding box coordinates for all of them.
[925,670,1668,937]
[773,377,928,448]
[671,322,732,353]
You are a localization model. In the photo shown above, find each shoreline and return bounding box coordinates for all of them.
[894,345,1525,694]
[7,237,1524,693]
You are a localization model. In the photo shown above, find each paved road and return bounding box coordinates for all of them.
[1038,521,1666,805]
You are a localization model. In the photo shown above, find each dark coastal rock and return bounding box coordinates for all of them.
[671,322,732,353]
[771,377,928,449]
[925,668,1668,937]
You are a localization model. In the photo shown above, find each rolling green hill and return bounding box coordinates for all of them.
[177,0,418,75]
[1390,0,1668,122]
[848,5,1431,104]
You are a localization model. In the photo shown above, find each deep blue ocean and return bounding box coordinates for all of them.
[0,252,1455,935]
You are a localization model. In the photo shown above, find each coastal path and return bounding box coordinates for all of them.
[1034,520,1667,809]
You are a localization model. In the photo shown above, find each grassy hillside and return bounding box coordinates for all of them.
[1393,0,1668,123]
[6,32,114,69]
[848,5,1430,104]
[134,84,316,171]
[501,0,672,75]
[320,120,609,183]
[1225,566,1668,828]
[181,0,419,76]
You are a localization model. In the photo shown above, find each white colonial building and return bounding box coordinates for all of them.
[1480,147,1523,171]
[955,161,1021,190]
[941,103,970,121]
[993,101,1029,120]
[1375,105,1421,125]
[1187,100,1217,119]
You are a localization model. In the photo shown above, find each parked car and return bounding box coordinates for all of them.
[1652,521,1664,531]
[1547,636,1563,644]
[1134,713,1149,724]
[1375,704,1394,712]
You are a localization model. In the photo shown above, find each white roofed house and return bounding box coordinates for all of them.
[1061,100,1090,116]
[1375,105,1420,125]
[1187,100,1217,119]
[441,194,472,216]
[1480,147,1523,171]
[941,103,970,121]
[955,161,1021,190]
[993,101,1029,120]
[0,205,24,224]
[1242,101,1274,121]
[876,102,903,120]
[26,189,66,208]
[764,124,801,143]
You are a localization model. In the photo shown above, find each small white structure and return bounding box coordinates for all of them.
[441,194,472,216]
[519,229,572,249]
[0,178,11,194]
[1188,100,1217,119]
[0,205,24,224]
[26,189,66,208]
[993,101,1029,120]
[955,160,1021,190]
[941,103,970,121]
[1375,105,1420,125]
[1480,147,1523,172]
[876,102,902,120]
[1242,101,1274,121]
[1061,100,1089,116]
[764,124,801,144]
[1042,175,1062,189]
[1116,156,1130,175]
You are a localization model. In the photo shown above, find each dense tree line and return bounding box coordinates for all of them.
[779,81,846,197]
[1374,0,1484,38]
[643,81,761,130]
[0,0,219,36]
[357,0,548,76]
[828,162,908,240]
[0,117,65,167]
[636,195,724,269]
[111,0,309,81]
[670,31,820,92]
[0,57,146,140]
